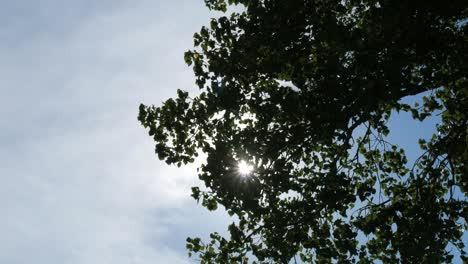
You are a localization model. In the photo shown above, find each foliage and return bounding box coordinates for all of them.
[139,0,468,262]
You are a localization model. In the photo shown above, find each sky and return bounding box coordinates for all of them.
[0,1,231,263]
[0,1,465,264]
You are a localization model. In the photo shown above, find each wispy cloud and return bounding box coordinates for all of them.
[0,1,229,263]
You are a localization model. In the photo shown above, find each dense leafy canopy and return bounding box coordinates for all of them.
[139,0,468,262]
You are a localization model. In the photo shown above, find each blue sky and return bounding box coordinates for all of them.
[0,1,465,263]
[0,1,231,263]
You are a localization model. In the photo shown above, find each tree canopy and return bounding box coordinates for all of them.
[139,0,468,262]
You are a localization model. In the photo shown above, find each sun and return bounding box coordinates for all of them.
[238,160,253,176]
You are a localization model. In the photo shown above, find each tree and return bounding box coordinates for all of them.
[139,0,468,262]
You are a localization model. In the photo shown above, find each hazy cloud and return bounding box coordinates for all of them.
[0,1,229,263]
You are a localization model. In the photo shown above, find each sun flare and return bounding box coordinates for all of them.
[238,160,253,176]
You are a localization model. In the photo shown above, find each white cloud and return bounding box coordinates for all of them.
[0,1,230,263]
